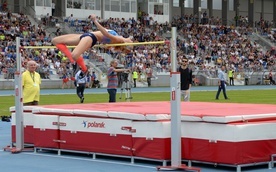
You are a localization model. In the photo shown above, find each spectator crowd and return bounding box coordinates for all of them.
[0,7,275,86]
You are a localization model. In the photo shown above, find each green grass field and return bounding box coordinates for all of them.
[0,89,275,117]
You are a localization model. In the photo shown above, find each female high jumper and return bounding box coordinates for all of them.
[52,14,133,72]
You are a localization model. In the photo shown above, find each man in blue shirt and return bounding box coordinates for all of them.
[215,65,229,100]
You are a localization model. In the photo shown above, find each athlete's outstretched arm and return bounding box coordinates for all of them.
[90,14,123,43]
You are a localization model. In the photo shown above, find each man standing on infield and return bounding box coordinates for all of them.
[22,61,41,105]
[178,57,192,102]
[107,60,130,103]
[216,65,229,100]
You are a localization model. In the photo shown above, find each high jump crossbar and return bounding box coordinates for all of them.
[20,40,169,49]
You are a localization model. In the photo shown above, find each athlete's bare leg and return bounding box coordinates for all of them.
[52,34,81,45]
[52,34,82,63]
[71,36,93,60]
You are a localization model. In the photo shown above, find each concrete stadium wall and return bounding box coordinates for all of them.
[0,79,75,90]
[0,72,274,89]
[151,73,219,87]
[151,74,170,87]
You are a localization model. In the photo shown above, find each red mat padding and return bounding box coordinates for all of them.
[37,102,276,123]
[41,101,276,116]
[11,102,276,164]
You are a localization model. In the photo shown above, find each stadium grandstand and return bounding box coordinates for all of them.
[0,0,275,89]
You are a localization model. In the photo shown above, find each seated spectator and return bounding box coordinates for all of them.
[56,27,61,36]
[68,14,74,26]
[91,71,97,88]
[61,72,70,89]
[2,66,7,79]
[269,71,275,85]
[2,1,7,11]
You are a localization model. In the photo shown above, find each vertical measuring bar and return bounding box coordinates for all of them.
[170,27,182,167]
[15,37,24,150]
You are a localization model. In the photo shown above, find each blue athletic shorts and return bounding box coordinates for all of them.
[80,32,98,47]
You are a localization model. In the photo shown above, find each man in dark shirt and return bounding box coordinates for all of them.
[178,57,192,102]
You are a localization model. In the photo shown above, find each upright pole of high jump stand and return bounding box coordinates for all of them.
[14,37,24,152]
[170,26,182,167]
[157,28,200,172]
